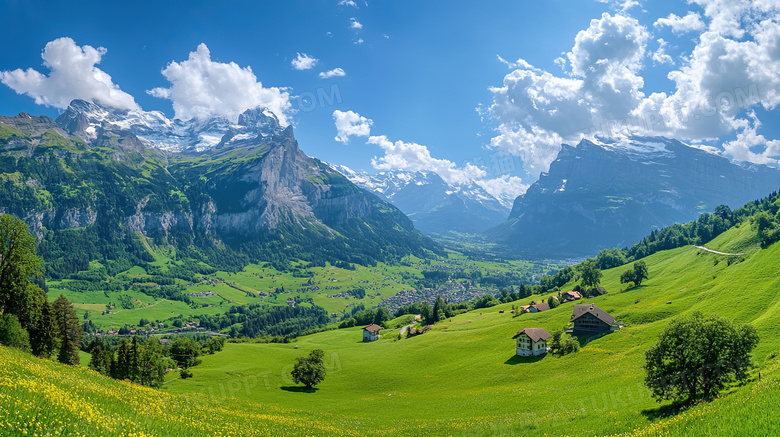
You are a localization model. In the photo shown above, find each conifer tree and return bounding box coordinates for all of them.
[52,295,82,365]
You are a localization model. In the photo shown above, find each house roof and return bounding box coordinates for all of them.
[570,304,615,326]
[562,291,582,299]
[512,327,551,342]
[363,324,382,333]
[531,302,550,312]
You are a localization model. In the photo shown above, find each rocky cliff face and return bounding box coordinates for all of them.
[488,136,780,259]
[0,100,437,275]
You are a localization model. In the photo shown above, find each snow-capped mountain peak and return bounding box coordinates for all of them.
[329,165,510,235]
[55,99,284,153]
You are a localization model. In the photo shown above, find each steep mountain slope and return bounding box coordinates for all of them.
[333,166,509,234]
[488,136,780,259]
[0,101,439,277]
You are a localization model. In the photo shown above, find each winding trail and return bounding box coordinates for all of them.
[693,245,744,256]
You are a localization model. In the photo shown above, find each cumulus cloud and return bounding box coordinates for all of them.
[488,1,780,175]
[654,12,706,34]
[333,110,372,143]
[350,18,363,29]
[652,38,674,65]
[635,5,780,141]
[722,112,780,165]
[489,13,649,177]
[0,37,138,111]
[148,43,291,124]
[338,0,357,6]
[475,175,529,208]
[368,135,486,185]
[291,52,318,70]
[319,67,346,79]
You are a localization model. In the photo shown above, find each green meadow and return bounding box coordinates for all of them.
[159,223,780,435]
[2,222,780,436]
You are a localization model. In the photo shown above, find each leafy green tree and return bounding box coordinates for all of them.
[52,295,82,365]
[170,337,201,368]
[0,313,30,351]
[645,312,759,404]
[579,260,603,289]
[549,330,562,353]
[620,261,649,287]
[0,214,43,318]
[595,248,628,270]
[373,306,391,326]
[291,349,326,389]
[547,296,559,309]
[137,339,174,387]
[632,261,648,286]
[620,269,636,287]
[88,344,114,376]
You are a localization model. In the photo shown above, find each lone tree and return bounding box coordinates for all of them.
[579,259,602,289]
[645,312,759,404]
[291,349,326,389]
[620,261,649,287]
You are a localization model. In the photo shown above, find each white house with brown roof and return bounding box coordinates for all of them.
[512,327,551,356]
[363,324,382,342]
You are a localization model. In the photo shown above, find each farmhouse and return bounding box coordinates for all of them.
[559,291,582,302]
[528,302,550,313]
[363,324,382,342]
[570,304,620,334]
[587,287,607,298]
[512,328,551,356]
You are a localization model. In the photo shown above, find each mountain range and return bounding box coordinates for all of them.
[331,166,509,235]
[0,100,439,276]
[487,136,780,259]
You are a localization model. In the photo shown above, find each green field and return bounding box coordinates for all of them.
[47,248,558,332]
[3,222,780,436]
[156,223,780,435]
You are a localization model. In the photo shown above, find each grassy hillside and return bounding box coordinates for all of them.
[162,223,780,435]
[3,222,779,436]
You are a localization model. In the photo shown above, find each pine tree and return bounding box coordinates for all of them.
[52,295,82,365]
[88,345,114,376]
[114,339,132,380]
[26,288,59,358]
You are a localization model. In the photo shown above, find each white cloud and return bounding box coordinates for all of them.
[354,38,365,45]
[475,175,529,208]
[722,112,780,165]
[338,0,357,6]
[635,12,780,141]
[368,135,486,185]
[652,38,674,65]
[319,67,346,79]
[147,43,291,124]
[333,110,372,143]
[489,13,649,177]
[350,18,363,29]
[0,37,138,111]
[291,52,318,70]
[654,12,706,34]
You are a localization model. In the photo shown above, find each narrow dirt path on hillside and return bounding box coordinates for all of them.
[693,245,744,256]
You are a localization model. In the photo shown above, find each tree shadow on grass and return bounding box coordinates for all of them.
[622,285,646,293]
[280,386,319,393]
[505,354,546,365]
[640,401,690,421]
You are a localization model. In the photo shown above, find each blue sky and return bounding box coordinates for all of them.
[1,0,779,204]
